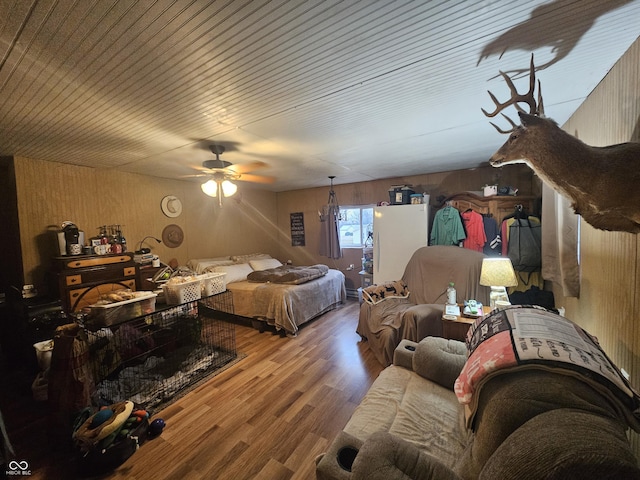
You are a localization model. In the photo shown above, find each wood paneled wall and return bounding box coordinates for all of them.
[555,38,640,453]
[14,154,535,298]
[274,165,537,292]
[14,157,280,295]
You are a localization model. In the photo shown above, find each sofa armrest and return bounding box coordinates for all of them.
[351,431,462,480]
[393,339,419,369]
[316,431,364,480]
[402,304,446,339]
[413,337,467,390]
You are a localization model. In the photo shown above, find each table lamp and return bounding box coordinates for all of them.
[136,235,161,254]
[479,258,518,309]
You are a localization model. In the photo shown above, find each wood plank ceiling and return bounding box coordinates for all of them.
[0,0,639,191]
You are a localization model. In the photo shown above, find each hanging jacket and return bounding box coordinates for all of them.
[461,210,487,252]
[482,215,501,256]
[430,206,466,246]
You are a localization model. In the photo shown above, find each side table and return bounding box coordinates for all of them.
[442,305,491,342]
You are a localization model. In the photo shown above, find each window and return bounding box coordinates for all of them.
[339,205,374,247]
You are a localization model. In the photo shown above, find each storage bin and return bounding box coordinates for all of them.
[88,293,157,326]
[483,185,498,197]
[388,185,414,205]
[162,279,202,305]
[33,339,54,370]
[199,272,227,296]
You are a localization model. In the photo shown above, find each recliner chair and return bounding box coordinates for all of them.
[357,246,490,366]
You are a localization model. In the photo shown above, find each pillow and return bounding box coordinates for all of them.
[249,258,283,271]
[413,337,467,390]
[231,253,272,263]
[211,263,253,284]
[362,280,410,305]
[193,259,235,274]
[186,257,231,274]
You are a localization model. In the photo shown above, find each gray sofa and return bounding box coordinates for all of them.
[357,246,490,366]
[316,335,640,480]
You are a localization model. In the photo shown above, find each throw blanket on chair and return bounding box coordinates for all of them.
[362,280,410,305]
[454,306,640,431]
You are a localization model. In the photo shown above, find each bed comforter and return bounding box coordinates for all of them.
[227,269,346,335]
[247,264,329,284]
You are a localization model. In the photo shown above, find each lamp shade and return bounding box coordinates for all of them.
[480,258,518,287]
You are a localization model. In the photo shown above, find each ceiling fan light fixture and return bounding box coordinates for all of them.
[201,179,218,197]
[221,180,237,197]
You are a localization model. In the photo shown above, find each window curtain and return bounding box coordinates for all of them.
[541,182,580,297]
[319,185,342,259]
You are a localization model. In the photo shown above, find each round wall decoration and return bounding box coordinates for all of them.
[161,195,182,218]
[162,224,184,248]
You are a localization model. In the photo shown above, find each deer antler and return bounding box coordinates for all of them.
[482,54,544,133]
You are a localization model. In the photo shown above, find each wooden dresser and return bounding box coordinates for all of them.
[51,253,137,313]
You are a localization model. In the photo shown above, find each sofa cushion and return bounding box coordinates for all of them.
[479,409,640,480]
[344,365,468,471]
[352,431,463,480]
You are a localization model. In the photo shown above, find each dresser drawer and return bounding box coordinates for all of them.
[65,274,82,286]
[63,264,136,286]
[68,279,137,312]
[53,253,134,270]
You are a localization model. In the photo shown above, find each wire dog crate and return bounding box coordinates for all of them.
[86,293,236,410]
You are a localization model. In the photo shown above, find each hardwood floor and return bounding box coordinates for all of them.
[2,299,384,479]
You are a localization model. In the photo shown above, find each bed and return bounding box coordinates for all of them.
[187,254,346,335]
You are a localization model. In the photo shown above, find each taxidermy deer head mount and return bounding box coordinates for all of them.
[483,55,640,234]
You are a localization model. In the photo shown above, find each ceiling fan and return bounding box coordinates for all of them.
[194,145,275,206]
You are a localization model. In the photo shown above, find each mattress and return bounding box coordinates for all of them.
[226,269,346,335]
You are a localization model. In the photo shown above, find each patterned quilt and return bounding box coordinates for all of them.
[362,280,410,305]
[454,305,640,431]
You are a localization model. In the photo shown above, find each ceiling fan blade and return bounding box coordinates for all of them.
[237,173,276,184]
[181,173,209,178]
[225,161,268,175]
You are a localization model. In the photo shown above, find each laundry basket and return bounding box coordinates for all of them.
[199,273,227,296]
[162,278,202,305]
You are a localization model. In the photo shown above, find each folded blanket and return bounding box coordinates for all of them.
[247,264,329,285]
[454,305,640,431]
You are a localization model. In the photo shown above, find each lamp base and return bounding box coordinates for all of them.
[489,286,509,310]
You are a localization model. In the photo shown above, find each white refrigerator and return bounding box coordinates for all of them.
[373,203,430,284]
